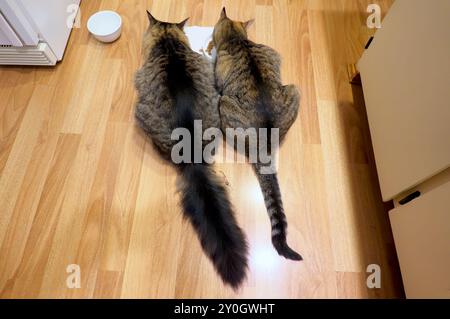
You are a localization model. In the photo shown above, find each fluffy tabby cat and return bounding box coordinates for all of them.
[135,11,248,288]
[213,8,302,260]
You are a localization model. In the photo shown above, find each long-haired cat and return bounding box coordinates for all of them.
[213,8,302,260]
[135,11,248,288]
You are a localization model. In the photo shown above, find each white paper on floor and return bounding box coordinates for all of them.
[184,26,216,62]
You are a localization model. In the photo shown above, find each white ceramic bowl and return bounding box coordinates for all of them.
[87,10,122,43]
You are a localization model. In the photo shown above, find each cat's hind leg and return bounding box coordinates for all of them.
[276,84,300,141]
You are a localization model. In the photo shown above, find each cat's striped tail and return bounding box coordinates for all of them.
[178,163,249,289]
[252,163,302,261]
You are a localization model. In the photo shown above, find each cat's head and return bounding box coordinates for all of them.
[142,11,189,56]
[213,8,254,46]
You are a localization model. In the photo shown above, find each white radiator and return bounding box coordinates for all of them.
[0,0,80,66]
[0,42,57,66]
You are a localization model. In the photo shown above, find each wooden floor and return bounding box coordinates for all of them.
[0,0,403,298]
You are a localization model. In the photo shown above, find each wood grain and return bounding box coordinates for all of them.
[0,0,402,298]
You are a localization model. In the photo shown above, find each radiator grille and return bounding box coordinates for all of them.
[0,42,57,66]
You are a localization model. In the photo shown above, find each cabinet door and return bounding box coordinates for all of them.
[358,0,450,201]
[389,181,450,298]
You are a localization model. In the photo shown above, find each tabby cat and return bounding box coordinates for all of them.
[213,8,302,260]
[135,11,248,288]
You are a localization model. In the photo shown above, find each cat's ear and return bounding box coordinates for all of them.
[242,19,254,30]
[147,10,158,25]
[177,17,189,30]
[220,7,227,19]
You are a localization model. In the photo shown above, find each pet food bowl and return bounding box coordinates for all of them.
[87,10,122,43]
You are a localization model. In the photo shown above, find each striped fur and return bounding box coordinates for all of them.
[214,8,302,261]
[135,11,249,288]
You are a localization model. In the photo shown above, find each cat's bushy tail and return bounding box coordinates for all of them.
[252,163,302,261]
[178,163,248,289]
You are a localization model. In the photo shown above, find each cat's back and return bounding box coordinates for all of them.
[248,41,282,82]
[134,36,219,141]
[137,38,216,105]
[135,37,183,97]
[221,39,281,90]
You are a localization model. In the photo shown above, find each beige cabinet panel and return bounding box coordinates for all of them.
[389,181,450,298]
[358,0,450,201]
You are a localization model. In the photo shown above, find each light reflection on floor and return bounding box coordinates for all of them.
[244,181,265,205]
[250,244,281,272]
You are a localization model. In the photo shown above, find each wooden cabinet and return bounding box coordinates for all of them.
[389,179,450,298]
[358,0,450,298]
[358,0,450,202]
